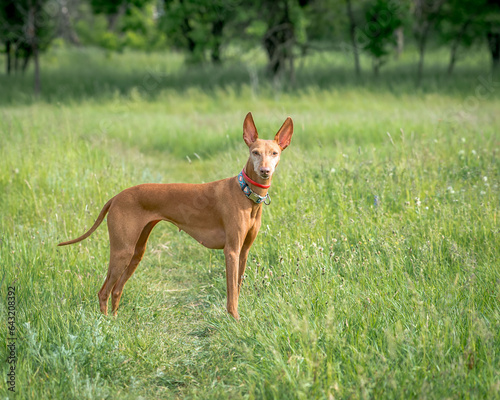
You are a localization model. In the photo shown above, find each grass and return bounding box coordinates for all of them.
[0,46,499,399]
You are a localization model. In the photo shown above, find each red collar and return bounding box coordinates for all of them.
[241,169,271,189]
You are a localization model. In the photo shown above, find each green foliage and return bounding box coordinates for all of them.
[0,47,499,398]
[75,1,165,51]
[438,0,500,52]
[159,0,240,63]
[2,0,499,82]
[361,0,403,66]
[0,0,55,51]
[304,0,346,43]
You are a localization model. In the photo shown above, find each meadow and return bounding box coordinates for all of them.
[0,45,499,399]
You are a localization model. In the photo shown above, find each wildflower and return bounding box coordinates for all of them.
[332,238,337,243]
[483,176,488,183]
[374,195,379,207]
[447,186,455,194]
[471,150,477,155]
[415,197,421,207]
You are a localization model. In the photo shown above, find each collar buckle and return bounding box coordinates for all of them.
[248,191,261,203]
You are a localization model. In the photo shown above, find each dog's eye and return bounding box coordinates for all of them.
[272,151,278,156]
[252,151,260,156]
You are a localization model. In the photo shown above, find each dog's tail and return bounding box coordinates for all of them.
[58,198,113,246]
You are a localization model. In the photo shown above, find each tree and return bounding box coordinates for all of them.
[323,0,408,78]
[413,0,446,86]
[242,0,309,81]
[438,0,487,75]
[0,0,23,74]
[77,0,165,52]
[160,0,238,63]
[485,0,500,71]
[436,0,500,74]
[0,0,55,94]
[345,0,362,77]
[361,0,405,75]
[90,0,129,32]
[260,0,296,78]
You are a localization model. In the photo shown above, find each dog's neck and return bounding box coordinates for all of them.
[243,160,271,197]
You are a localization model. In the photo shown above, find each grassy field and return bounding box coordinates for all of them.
[0,46,499,399]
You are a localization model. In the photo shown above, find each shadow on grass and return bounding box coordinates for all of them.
[0,47,496,106]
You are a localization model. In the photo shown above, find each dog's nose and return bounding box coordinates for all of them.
[260,167,271,175]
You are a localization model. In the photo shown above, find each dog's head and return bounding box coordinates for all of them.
[243,112,293,181]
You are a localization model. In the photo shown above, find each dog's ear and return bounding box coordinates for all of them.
[274,117,293,150]
[243,112,258,147]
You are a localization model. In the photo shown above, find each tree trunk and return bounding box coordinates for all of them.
[14,47,19,72]
[22,46,32,73]
[414,0,446,86]
[210,18,225,64]
[395,26,404,59]
[106,2,127,32]
[262,1,295,79]
[447,42,458,76]
[263,26,281,76]
[345,0,361,78]
[59,0,81,45]
[373,58,380,76]
[416,34,426,87]
[487,31,500,71]
[6,41,12,74]
[28,0,40,96]
[447,18,473,76]
[178,0,196,55]
[33,43,40,95]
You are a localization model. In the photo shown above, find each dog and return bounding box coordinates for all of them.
[58,112,293,320]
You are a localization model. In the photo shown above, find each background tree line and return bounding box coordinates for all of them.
[1,0,499,94]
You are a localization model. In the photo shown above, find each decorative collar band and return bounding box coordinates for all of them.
[237,170,271,205]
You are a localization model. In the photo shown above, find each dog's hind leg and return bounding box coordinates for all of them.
[98,248,135,315]
[110,220,159,316]
[97,213,146,315]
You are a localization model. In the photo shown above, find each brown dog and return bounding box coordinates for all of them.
[58,113,293,320]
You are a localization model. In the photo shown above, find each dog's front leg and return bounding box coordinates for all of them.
[238,224,260,296]
[224,245,241,320]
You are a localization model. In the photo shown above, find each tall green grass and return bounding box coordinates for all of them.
[0,47,499,399]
